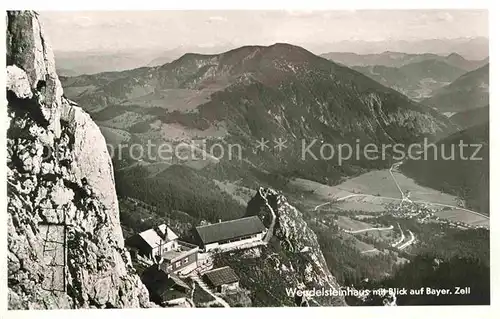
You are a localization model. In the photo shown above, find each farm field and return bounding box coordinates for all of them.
[331,195,394,212]
[434,208,489,227]
[333,170,401,198]
[390,170,457,205]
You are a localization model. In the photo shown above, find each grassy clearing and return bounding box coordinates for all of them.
[98,126,131,146]
[288,178,348,200]
[331,196,391,212]
[99,111,156,130]
[334,170,400,197]
[213,180,256,206]
[123,88,217,112]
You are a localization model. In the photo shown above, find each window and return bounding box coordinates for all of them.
[176,261,181,268]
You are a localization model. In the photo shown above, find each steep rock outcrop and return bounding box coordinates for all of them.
[253,188,344,293]
[214,188,346,306]
[6,11,151,309]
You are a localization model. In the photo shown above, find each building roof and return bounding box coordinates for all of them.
[195,216,266,245]
[162,250,183,262]
[204,266,239,287]
[139,224,178,249]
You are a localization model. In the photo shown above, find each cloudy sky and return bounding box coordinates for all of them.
[40,10,488,52]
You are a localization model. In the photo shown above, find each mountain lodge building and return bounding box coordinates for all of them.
[193,216,267,252]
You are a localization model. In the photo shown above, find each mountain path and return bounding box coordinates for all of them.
[259,187,277,243]
[191,274,230,308]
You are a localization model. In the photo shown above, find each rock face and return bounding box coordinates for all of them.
[6,11,151,309]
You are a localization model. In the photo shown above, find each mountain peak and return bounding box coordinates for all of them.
[170,43,317,67]
[446,52,465,60]
[268,42,306,50]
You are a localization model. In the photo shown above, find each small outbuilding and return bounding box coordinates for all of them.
[141,266,191,305]
[203,266,240,294]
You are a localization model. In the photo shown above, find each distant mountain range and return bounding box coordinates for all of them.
[423,64,489,112]
[55,50,161,76]
[325,52,488,101]
[313,37,488,60]
[351,59,468,101]
[321,51,487,70]
[55,37,488,76]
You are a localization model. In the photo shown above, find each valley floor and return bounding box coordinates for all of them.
[287,166,489,228]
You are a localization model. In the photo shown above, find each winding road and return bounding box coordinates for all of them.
[391,223,405,247]
[398,230,415,250]
[344,225,394,234]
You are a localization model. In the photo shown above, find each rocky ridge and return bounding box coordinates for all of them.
[6,11,152,309]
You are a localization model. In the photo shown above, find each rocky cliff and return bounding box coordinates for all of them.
[6,11,151,309]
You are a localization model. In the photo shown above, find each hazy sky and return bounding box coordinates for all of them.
[40,10,489,52]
